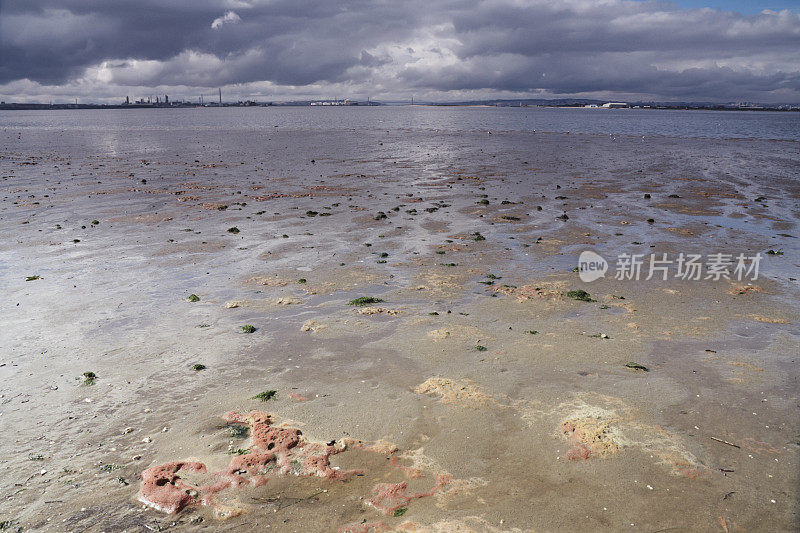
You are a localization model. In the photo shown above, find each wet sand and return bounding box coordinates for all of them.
[1,126,798,532]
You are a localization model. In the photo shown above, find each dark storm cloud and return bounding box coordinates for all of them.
[0,0,798,101]
[0,0,420,85]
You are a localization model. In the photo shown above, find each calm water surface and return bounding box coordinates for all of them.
[1,106,798,140]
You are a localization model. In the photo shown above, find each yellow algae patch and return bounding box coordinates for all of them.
[212,499,247,520]
[728,361,764,372]
[201,202,228,210]
[414,378,498,408]
[398,447,446,476]
[300,320,327,332]
[224,297,303,309]
[560,405,623,460]
[725,360,765,384]
[367,439,399,455]
[274,297,303,305]
[358,307,402,316]
[248,275,289,287]
[527,394,702,476]
[728,283,766,295]
[746,314,789,324]
[666,226,695,236]
[493,280,567,302]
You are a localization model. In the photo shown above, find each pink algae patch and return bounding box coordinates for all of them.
[288,392,310,401]
[138,411,361,514]
[366,475,452,515]
[561,419,619,461]
[138,461,207,513]
[742,438,780,456]
[138,412,449,520]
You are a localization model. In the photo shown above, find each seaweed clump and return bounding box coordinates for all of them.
[348,296,384,306]
[566,290,595,302]
[251,390,277,401]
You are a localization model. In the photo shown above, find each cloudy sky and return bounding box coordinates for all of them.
[1,0,798,104]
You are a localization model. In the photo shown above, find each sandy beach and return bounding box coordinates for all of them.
[1,117,798,532]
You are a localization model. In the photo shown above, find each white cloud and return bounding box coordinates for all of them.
[211,11,241,29]
[1,0,798,103]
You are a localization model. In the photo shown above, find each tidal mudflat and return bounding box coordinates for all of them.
[1,118,798,532]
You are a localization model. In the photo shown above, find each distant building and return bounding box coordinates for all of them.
[601,102,628,108]
[310,99,355,106]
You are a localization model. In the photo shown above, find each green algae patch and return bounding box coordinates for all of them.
[227,448,250,455]
[227,226,240,234]
[240,324,257,334]
[348,296,384,306]
[191,364,206,372]
[229,425,249,439]
[251,390,277,402]
[82,372,97,385]
[566,289,595,302]
[187,294,200,302]
[625,362,649,372]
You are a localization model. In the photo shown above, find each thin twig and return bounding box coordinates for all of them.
[710,436,740,448]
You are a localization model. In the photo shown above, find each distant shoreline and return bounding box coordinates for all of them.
[0,102,798,112]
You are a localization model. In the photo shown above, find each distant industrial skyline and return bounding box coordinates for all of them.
[1,0,799,104]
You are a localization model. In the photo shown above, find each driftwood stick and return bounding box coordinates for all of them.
[710,436,740,448]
